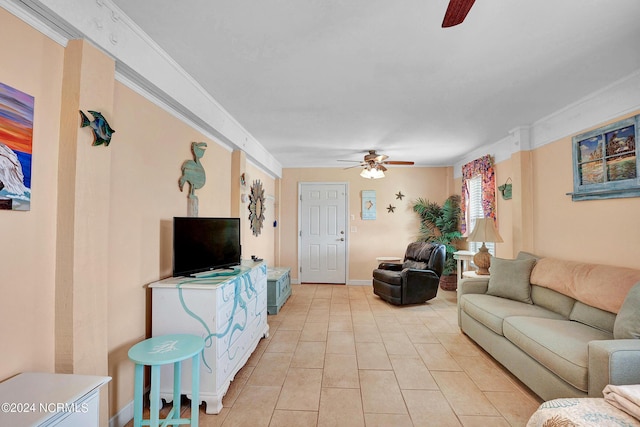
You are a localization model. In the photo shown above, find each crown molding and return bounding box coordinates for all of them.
[453,69,640,178]
[2,0,282,178]
[530,69,640,150]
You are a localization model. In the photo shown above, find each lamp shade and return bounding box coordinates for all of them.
[467,218,504,243]
[467,217,503,275]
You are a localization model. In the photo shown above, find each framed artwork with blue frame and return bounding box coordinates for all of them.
[0,82,34,211]
[362,190,376,220]
[569,114,639,201]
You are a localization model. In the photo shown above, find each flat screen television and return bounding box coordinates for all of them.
[172,217,241,277]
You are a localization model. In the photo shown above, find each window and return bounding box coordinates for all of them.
[461,154,498,254]
[570,115,640,201]
[466,176,495,256]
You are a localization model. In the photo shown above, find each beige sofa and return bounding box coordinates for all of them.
[457,252,640,401]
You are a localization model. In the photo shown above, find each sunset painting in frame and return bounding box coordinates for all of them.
[0,82,34,211]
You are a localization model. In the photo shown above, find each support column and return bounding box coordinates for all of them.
[55,39,113,425]
[273,177,282,266]
[230,150,246,218]
[509,127,535,254]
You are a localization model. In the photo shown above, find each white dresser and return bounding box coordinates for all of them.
[0,372,110,426]
[149,261,268,414]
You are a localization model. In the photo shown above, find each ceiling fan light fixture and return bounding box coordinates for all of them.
[360,166,385,179]
[343,150,411,177]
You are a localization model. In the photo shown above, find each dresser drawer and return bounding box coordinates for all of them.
[251,289,267,317]
[217,291,265,357]
[219,280,236,304]
[215,297,237,329]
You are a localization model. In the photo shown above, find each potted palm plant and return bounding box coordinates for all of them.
[412,195,463,290]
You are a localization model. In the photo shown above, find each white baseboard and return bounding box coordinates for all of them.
[109,399,134,427]
[347,280,371,286]
[291,279,371,286]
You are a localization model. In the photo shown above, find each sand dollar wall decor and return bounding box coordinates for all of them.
[248,179,265,236]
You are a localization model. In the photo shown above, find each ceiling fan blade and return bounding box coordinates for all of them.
[343,164,365,170]
[442,0,476,28]
[377,164,387,172]
[383,161,415,165]
[337,159,363,163]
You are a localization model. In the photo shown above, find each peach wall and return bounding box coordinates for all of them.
[241,164,277,267]
[280,167,454,282]
[107,83,235,414]
[530,111,640,268]
[494,158,515,257]
[0,8,277,420]
[0,8,63,379]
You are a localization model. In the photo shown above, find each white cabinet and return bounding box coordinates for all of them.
[0,372,110,426]
[149,261,269,414]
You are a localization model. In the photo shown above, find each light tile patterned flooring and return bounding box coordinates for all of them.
[127,284,543,426]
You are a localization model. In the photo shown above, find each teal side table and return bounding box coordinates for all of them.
[267,267,291,314]
[128,334,205,427]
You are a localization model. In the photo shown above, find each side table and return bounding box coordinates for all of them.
[128,334,204,427]
[453,250,475,282]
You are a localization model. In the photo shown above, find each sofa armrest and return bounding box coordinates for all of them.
[403,268,439,284]
[378,262,403,271]
[401,269,440,304]
[457,277,490,327]
[458,276,489,296]
[588,339,640,396]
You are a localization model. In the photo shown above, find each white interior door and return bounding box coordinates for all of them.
[299,183,348,284]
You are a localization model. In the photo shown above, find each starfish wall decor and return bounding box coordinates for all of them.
[395,191,405,200]
[386,204,396,213]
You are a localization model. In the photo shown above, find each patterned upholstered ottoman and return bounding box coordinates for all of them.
[527,398,640,427]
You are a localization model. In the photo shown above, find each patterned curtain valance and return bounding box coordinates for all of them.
[461,154,497,234]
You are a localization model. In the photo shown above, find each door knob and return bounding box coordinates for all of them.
[339,238,345,241]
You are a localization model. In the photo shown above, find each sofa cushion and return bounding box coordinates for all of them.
[531,285,575,318]
[373,269,402,285]
[530,258,640,314]
[614,281,640,339]
[569,301,616,334]
[460,294,565,336]
[487,256,536,304]
[503,317,613,392]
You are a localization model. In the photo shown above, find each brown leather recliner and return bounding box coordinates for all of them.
[372,242,446,305]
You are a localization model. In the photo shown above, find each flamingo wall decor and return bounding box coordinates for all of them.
[179,141,207,217]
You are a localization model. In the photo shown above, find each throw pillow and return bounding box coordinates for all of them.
[613,281,640,339]
[487,256,536,304]
[517,251,540,262]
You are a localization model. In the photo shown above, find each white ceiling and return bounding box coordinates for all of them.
[110,0,640,168]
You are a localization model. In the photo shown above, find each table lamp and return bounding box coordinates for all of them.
[467,217,503,275]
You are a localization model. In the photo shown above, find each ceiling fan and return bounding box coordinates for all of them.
[339,150,415,173]
[442,0,476,27]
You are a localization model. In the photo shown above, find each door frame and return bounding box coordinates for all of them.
[297,182,350,284]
